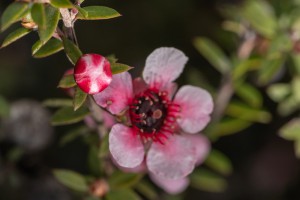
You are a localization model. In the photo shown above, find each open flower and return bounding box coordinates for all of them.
[93,47,213,179]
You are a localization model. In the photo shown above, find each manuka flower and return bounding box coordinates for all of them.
[93,47,213,179]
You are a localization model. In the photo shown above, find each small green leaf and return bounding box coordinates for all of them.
[88,145,101,177]
[194,37,231,74]
[267,83,291,102]
[1,27,31,48]
[33,38,63,58]
[43,98,73,107]
[1,2,29,32]
[74,87,88,111]
[31,3,46,29]
[134,180,158,200]
[190,169,227,192]
[63,38,82,65]
[51,106,89,126]
[53,169,88,192]
[106,189,140,200]
[278,96,299,116]
[111,63,133,74]
[58,74,76,88]
[226,101,271,123]
[75,6,88,18]
[50,0,74,8]
[77,6,121,20]
[60,126,89,146]
[106,54,118,64]
[109,171,143,189]
[279,118,300,140]
[0,95,9,118]
[235,83,263,108]
[208,118,251,137]
[32,40,44,55]
[205,149,233,176]
[232,58,260,80]
[38,5,59,44]
[241,0,277,38]
[292,76,300,102]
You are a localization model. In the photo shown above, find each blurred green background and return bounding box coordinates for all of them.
[1,0,300,200]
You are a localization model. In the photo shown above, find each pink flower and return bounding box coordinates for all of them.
[74,54,112,94]
[93,47,213,180]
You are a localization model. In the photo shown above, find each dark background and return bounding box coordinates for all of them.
[0,0,300,199]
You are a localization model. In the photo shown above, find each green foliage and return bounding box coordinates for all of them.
[205,149,233,176]
[1,2,29,32]
[58,74,76,88]
[194,37,231,74]
[106,189,140,200]
[190,169,227,192]
[31,3,46,30]
[33,38,63,58]
[134,180,158,200]
[43,98,73,107]
[1,27,31,48]
[108,171,143,189]
[63,38,83,65]
[50,0,74,8]
[73,87,88,111]
[0,95,9,118]
[77,6,121,20]
[51,106,89,126]
[53,169,88,192]
[111,63,133,74]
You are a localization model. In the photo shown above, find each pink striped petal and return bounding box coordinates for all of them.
[93,72,133,114]
[146,134,197,180]
[74,54,112,94]
[109,124,145,168]
[143,47,188,88]
[150,173,189,194]
[174,85,213,134]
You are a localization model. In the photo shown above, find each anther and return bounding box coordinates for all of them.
[140,129,144,133]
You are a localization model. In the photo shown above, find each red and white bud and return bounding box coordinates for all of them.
[74,54,112,94]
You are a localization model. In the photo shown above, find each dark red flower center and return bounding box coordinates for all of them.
[129,89,180,143]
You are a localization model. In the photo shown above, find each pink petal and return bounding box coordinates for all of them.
[146,134,198,180]
[102,110,116,129]
[174,85,213,134]
[93,72,133,114]
[112,156,147,173]
[133,77,148,95]
[109,124,145,168]
[74,54,112,94]
[150,173,189,194]
[143,47,188,88]
[186,134,210,165]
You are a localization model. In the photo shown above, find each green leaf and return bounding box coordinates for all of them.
[73,87,88,111]
[279,118,300,140]
[38,5,59,44]
[134,180,158,200]
[267,83,291,102]
[50,0,74,8]
[292,76,300,102]
[32,40,44,55]
[53,169,88,192]
[111,63,133,74]
[63,38,82,65]
[209,118,251,137]
[0,95,9,118]
[99,133,109,158]
[77,6,121,20]
[106,54,118,64]
[33,38,63,58]
[194,37,231,74]
[60,126,89,146]
[1,27,31,48]
[51,106,89,126]
[241,0,277,38]
[31,3,46,30]
[235,83,263,108]
[1,2,29,32]
[75,6,88,19]
[205,149,233,176]
[278,96,299,116]
[232,58,260,80]
[226,101,271,123]
[43,98,73,107]
[109,171,143,189]
[58,74,76,88]
[106,189,140,200]
[88,145,101,177]
[190,169,227,192]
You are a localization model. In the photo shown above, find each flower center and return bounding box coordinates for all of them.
[129,89,180,143]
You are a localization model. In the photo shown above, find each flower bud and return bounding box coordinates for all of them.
[74,54,112,94]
